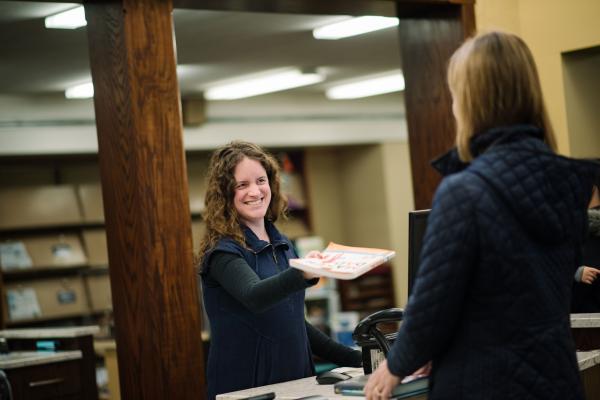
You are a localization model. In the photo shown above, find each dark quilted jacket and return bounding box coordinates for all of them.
[387,125,600,400]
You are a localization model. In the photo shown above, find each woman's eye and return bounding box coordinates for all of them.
[235,183,247,190]
[258,177,267,184]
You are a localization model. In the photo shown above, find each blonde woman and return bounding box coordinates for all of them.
[365,31,600,400]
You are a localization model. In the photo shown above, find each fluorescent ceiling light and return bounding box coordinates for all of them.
[65,82,94,99]
[45,6,87,29]
[326,73,405,99]
[313,16,399,40]
[204,69,324,100]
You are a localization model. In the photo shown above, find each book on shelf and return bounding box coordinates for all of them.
[334,374,428,398]
[0,241,33,271]
[6,287,42,321]
[289,242,395,280]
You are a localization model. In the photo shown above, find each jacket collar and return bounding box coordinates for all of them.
[242,220,289,253]
[432,124,545,176]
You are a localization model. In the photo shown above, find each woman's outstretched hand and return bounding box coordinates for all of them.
[301,251,323,280]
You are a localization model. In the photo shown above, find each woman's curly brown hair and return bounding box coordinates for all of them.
[197,141,287,265]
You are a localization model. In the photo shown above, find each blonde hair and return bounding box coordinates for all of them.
[198,141,287,265]
[447,31,557,161]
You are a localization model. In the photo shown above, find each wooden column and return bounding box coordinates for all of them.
[396,1,476,209]
[84,1,205,399]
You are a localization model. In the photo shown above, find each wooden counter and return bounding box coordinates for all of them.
[0,351,83,400]
[0,326,99,400]
[0,350,81,369]
[578,350,600,400]
[0,326,99,339]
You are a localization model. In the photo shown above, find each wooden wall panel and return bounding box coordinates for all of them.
[84,1,205,399]
[397,2,476,209]
[75,0,476,398]
[173,0,396,16]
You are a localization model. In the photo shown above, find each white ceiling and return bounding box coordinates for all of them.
[0,1,403,97]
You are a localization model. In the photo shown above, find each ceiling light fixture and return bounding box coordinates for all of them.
[65,82,94,99]
[204,68,324,100]
[45,6,87,29]
[313,16,399,40]
[326,73,405,99]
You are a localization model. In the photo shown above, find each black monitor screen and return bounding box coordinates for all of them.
[408,209,430,295]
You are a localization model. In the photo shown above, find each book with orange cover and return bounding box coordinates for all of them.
[289,242,395,280]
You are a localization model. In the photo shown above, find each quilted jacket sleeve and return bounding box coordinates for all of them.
[387,173,480,377]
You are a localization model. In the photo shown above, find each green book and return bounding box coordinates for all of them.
[334,375,428,399]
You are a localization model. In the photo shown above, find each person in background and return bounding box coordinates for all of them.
[572,180,600,312]
[364,31,600,400]
[198,141,361,399]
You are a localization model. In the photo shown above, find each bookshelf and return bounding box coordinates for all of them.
[337,264,395,319]
[0,150,315,333]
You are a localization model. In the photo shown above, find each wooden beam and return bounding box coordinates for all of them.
[172,0,396,16]
[84,1,205,399]
[396,2,476,209]
[170,0,473,14]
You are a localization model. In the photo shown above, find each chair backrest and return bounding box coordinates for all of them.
[0,370,13,400]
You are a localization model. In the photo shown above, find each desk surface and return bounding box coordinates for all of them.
[218,351,600,400]
[216,367,428,400]
[0,325,99,338]
[0,350,82,369]
[571,313,600,328]
[577,350,600,371]
[217,368,364,400]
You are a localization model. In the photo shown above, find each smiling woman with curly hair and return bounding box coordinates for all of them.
[197,141,361,399]
[198,141,286,260]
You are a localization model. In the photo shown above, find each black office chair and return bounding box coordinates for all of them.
[0,370,12,400]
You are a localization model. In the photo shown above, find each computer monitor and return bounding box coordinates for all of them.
[408,209,430,295]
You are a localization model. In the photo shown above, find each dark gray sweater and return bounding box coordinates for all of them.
[574,208,600,281]
[205,251,362,368]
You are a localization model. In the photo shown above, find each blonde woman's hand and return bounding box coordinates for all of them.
[411,361,431,378]
[581,266,600,284]
[364,360,401,400]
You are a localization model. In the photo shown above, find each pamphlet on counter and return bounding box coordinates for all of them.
[334,374,429,398]
[289,242,395,280]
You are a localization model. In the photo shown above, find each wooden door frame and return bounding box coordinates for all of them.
[8,1,475,398]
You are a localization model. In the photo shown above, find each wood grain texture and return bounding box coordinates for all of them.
[173,0,396,16]
[84,1,205,399]
[397,3,475,209]
[172,0,474,14]
[17,0,473,7]
[461,3,476,38]
[0,273,4,329]
[581,363,600,400]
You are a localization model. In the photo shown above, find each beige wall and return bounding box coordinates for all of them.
[476,0,600,157]
[305,145,391,249]
[337,145,391,249]
[304,147,345,245]
[475,0,521,35]
[562,49,600,158]
[381,142,414,306]
[305,143,414,307]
